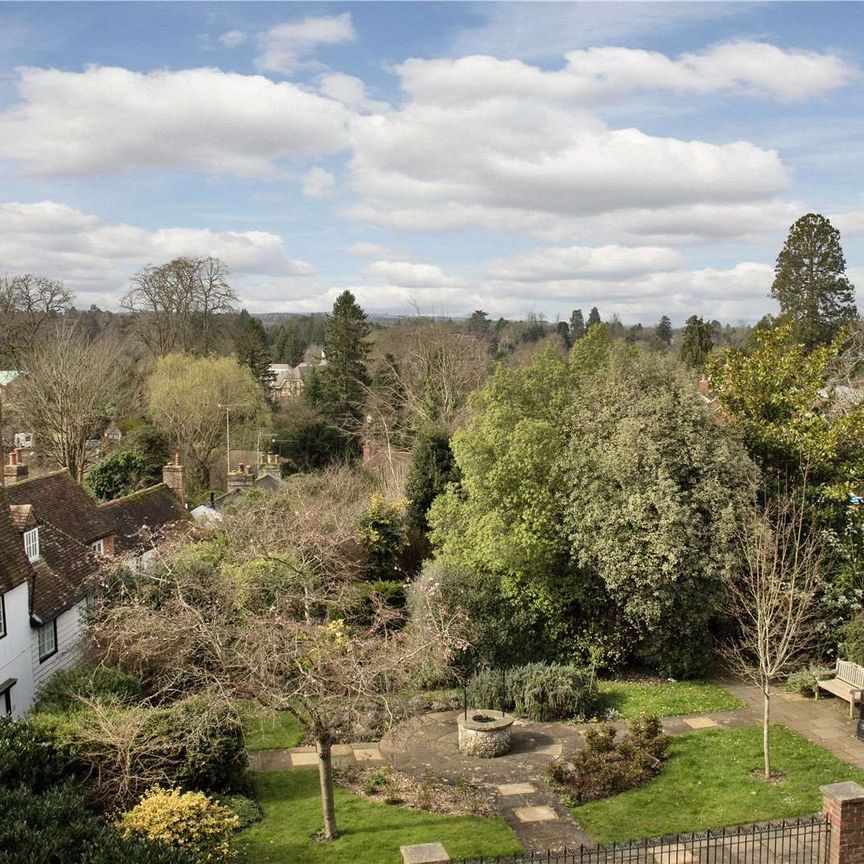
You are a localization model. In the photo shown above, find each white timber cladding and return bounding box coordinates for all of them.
[0,583,35,717]
[31,603,84,692]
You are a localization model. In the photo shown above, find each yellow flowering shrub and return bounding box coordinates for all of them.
[118,787,239,863]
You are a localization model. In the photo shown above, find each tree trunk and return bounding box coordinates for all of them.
[762,684,771,780]
[316,735,339,840]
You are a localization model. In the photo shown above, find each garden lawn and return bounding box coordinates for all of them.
[238,770,521,864]
[597,680,743,719]
[576,725,864,843]
[243,708,303,751]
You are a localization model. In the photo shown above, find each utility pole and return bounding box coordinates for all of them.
[218,403,250,486]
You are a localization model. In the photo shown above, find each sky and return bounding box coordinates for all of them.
[0,1,863,324]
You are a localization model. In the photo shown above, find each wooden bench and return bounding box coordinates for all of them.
[818,660,864,717]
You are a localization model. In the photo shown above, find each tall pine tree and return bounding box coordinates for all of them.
[235,312,275,390]
[679,315,713,368]
[570,309,585,341]
[771,213,857,348]
[656,315,673,346]
[587,306,601,329]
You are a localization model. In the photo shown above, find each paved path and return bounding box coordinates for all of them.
[722,680,864,770]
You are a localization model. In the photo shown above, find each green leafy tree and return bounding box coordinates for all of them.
[771,213,857,348]
[405,429,459,533]
[587,307,601,329]
[235,312,275,390]
[679,315,713,368]
[87,451,148,502]
[656,315,673,346]
[570,309,585,341]
[318,291,371,442]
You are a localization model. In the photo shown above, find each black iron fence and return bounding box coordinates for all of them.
[458,814,831,864]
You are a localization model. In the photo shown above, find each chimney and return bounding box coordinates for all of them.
[162,451,185,506]
[227,462,255,494]
[258,453,282,482]
[4,449,29,485]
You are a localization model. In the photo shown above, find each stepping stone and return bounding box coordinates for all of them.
[401,842,450,863]
[683,716,719,730]
[353,747,384,762]
[290,751,318,767]
[291,745,316,753]
[496,782,537,796]
[512,805,560,823]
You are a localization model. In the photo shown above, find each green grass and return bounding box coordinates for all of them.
[243,709,304,751]
[576,725,864,843]
[597,679,744,719]
[237,771,521,864]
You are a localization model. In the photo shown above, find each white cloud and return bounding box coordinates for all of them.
[346,242,405,259]
[366,260,467,289]
[487,245,684,282]
[0,66,350,178]
[831,210,864,236]
[397,42,857,106]
[301,167,335,199]
[0,200,314,306]
[255,13,355,74]
[319,72,387,112]
[218,29,247,48]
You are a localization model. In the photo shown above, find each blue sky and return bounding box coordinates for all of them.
[0,1,862,324]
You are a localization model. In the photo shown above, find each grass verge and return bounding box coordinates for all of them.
[243,708,304,751]
[576,725,864,843]
[237,770,521,863]
[597,680,744,719]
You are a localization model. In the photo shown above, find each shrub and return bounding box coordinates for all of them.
[786,666,830,697]
[118,787,238,863]
[34,665,144,714]
[0,715,68,793]
[842,612,864,665]
[547,713,669,804]
[215,794,261,830]
[467,663,600,721]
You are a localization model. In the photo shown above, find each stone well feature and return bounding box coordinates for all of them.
[456,711,515,757]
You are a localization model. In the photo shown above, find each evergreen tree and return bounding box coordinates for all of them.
[587,306,601,329]
[319,290,371,436]
[771,213,857,348]
[555,320,571,348]
[467,310,491,339]
[570,309,585,341]
[405,429,459,533]
[679,315,713,368]
[274,321,308,366]
[235,312,275,390]
[656,315,673,346]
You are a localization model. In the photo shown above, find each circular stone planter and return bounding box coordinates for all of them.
[457,711,515,758]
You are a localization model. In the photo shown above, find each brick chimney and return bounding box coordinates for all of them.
[3,449,28,485]
[227,462,255,493]
[258,453,281,482]
[162,451,185,506]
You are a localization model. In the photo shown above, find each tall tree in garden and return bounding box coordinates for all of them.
[318,291,371,439]
[405,429,459,533]
[771,213,857,348]
[235,312,275,390]
[586,306,601,329]
[656,315,673,346]
[555,321,572,348]
[570,309,585,341]
[679,315,713,368]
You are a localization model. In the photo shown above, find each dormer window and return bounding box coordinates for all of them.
[23,527,39,562]
[91,539,104,557]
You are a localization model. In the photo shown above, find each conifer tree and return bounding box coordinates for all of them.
[679,315,713,368]
[235,312,274,390]
[587,306,601,329]
[771,213,857,348]
[570,309,585,341]
[656,315,673,346]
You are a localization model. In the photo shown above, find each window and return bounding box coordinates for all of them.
[91,539,104,556]
[0,594,5,639]
[37,620,57,662]
[23,528,39,562]
[0,679,14,716]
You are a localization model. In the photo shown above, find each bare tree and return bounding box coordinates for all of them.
[722,487,824,779]
[0,274,74,364]
[88,469,462,840]
[122,257,237,356]
[9,325,120,483]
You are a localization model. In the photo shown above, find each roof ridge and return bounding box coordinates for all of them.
[99,482,169,508]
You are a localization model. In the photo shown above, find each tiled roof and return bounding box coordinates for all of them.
[6,470,114,545]
[9,504,34,531]
[100,483,190,554]
[0,489,33,593]
[30,522,100,621]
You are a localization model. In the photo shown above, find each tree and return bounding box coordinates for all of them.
[0,274,74,365]
[122,257,237,357]
[771,213,857,348]
[656,315,673,347]
[9,325,120,483]
[555,321,571,348]
[86,425,171,501]
[679,315,713,368]
[147,354,267,494]
[405,429,459,533]
[467,310,491,340]
[235,312,275,391]
[587,307,601,329]
[317,291,371,441]
[273,320,309,366]
[570,309,585,341]
[722,488,823,778]
[89,470,459,841]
